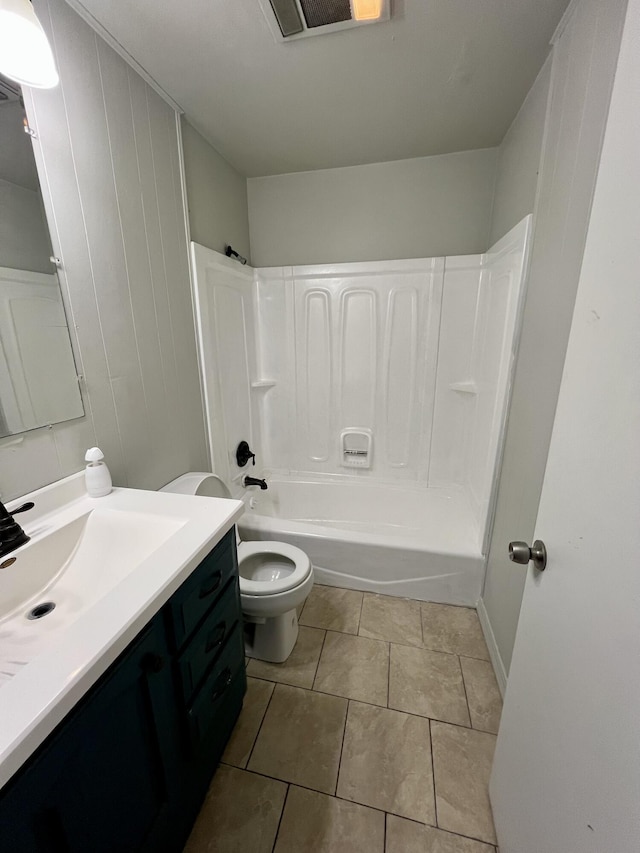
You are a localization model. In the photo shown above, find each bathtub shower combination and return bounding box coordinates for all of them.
[191,217,531,606]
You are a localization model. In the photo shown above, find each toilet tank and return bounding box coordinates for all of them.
[160,472,232,500]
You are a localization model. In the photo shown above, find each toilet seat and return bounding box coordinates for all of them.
[237,541,311,596]
[160,472,314,662]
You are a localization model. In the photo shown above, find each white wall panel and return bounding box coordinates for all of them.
[384,288,418,468]
[298,289,332,463]
[430,256,483,487]
[430,218,531,533]
[468,219,532,549]
[339,290,376,431]
[258,258,444,481]
[0,0,208,501]
[191,244,260,491]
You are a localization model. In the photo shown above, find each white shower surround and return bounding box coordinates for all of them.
[191,216,531,604]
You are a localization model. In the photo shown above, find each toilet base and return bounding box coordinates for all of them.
[244,608,299,663]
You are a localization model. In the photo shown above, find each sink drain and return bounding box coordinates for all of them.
[27,602,56,620]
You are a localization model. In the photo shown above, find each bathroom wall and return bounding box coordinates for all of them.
[247,149,498,267]
[181,120,252,265]
[489,56,552,246]
[0,0,209,501]
[479,0,629,690]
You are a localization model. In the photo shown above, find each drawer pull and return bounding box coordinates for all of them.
[198,571,223,599]
[211,667,233,703]
[205,622,227,654]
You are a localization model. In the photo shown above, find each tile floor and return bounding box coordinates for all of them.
[183,586,503,853]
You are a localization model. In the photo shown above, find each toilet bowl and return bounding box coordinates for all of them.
[160,472,313,663]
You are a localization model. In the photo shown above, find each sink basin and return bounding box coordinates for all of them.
[0,507,186,682]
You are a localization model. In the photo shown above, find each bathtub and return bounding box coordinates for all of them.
[238,475,485,606]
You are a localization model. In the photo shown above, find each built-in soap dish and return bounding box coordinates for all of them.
[340,428,373,469]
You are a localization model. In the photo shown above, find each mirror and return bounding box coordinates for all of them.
[0,74,84,438]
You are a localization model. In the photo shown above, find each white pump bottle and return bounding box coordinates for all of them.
[85,447,112,497]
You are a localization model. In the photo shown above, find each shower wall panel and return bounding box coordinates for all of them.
[430,216,532,544]
[191,215,531,549]
[191,243,262,491]
[257,258,444,481]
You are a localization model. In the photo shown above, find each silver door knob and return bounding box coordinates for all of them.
[508,540,547,571]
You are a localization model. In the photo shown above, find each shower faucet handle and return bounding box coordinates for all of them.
[236,440,256,467]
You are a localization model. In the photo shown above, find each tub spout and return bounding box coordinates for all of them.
[243,475,268,490]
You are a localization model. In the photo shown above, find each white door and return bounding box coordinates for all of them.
[489,3,640,852]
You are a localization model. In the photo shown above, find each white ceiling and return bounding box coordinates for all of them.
[71,0,569,177]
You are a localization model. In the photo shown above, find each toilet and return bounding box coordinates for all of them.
[160,472,313,663]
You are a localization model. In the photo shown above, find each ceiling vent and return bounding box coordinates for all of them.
[259,0,391,42]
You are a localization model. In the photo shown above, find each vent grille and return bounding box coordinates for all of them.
[261,0,390,41]
[299,0,352,29]
[268,0,304,37]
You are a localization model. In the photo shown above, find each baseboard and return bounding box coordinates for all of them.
[476,597,508,698]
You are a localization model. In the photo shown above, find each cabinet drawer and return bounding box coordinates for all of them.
[177,578,241,704]
[186,624,245,749]
[168,529,237,651]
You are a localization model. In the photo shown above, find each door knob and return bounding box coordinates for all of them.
[508,540,547,571]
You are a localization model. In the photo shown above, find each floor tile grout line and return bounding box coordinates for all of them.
[244,679,277,770]
[241,675,491,732]
[429,718,439,830]
[223,591,498,848]
[313,584,490,654]
[334,698,351,796]
[458,653,473,729]
[311,628,328,690]
[386,640,391,708]
[302,615,456,653]
[270,782,290,853]
[384,809,499,848]
[383,811,387,851]
[356,591,365,635]
[219,762,495,848]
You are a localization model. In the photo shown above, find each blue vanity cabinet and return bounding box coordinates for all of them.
[0,528,246,853]
[0,617,179,853]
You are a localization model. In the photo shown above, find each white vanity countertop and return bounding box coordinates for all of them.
[0,473,244,791]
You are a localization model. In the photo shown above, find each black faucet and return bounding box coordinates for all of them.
[242,476,268,490]
[0,500,34,558]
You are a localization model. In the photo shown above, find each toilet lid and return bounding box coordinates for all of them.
[237,541,311,596]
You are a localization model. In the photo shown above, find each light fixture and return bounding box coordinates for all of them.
[0,0,59,89]
[351,0,384,22]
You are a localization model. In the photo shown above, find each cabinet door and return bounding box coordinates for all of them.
[0,618,178,853]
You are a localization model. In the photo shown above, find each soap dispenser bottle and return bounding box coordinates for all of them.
[85,447,112,497]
